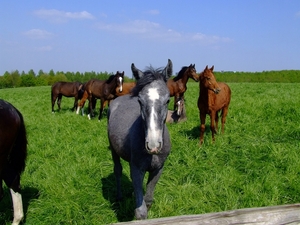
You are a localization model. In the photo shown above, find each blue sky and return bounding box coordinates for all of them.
[1,0,300,77]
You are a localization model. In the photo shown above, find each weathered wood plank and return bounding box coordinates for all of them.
[113,203,300,225]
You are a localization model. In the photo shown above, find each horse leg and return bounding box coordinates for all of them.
[4,173,24,225]
[210,112,216,142]
[215,111,219,133]
[57,94,62,111]
[130,165,147,219]
[51,96,56,113]
[144,168,163,209]
[98,99,104,121]
[77,91,88,115]
[87,98,93,120]
[199,112,206,145]
[72,96,78,111]
[10,188,24,225]
[221,106,229,134]
[111,150,123,201]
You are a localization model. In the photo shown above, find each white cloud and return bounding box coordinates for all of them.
[33,9,95,23]
[95,20,232,45]
[23,29,54,39]
[192,33,232,44]
[147,9,160,15]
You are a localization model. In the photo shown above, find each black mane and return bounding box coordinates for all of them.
[173,66,188,82]
[106,74,116,84]
[131,66,165,96]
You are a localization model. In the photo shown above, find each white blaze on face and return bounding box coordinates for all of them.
[147,88,160,144]
[118,77,123,92]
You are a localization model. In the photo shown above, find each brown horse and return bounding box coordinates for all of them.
[167,64,199,110]
[76,71,124,120]
[51,81,84,112]
[197,65,231,145]
[115,82,136,97]
[0,99,27,225]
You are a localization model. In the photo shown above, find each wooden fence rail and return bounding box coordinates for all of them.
[113,203,300,225]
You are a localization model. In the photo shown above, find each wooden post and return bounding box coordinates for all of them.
[113,203,300,225]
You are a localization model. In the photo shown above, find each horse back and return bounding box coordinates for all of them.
[52,81,80,97]
[86,79,106,98]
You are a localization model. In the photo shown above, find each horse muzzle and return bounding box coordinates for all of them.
[146,142,162,155]
[214,88,221,94]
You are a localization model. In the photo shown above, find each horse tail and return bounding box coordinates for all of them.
[9,109,28,174]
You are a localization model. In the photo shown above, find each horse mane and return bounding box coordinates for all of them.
[106,74,116,84]
[131,66,165,96]
[173,66,188,81]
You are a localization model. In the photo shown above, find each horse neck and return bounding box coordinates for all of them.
[180,70,190,86]
[106,79,118,93]
[199,83,209,101]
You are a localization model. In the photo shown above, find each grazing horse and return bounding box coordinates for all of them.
[0,100,27,225]
[107,59,172,220]
[197,65,231,145]
[51,81,84,112]
[167,63,198,110]
[76,71,124,120]
[166,97,187,123]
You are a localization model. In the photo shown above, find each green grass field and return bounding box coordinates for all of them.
[0,82,300,224]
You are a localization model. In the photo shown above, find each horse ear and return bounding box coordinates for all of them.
[205,65,209,70]
[162,59,173,80]
[131,63,144,80]
[210,65,214,71]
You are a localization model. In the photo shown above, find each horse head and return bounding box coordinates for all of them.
[115,71,124,92]
[187,64,199,82]
[176,97,185,116]
[199,65,221,94]
[131,59,172,154]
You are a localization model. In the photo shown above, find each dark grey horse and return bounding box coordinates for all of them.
[107,59,172,220]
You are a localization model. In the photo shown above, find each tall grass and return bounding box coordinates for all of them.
[0,82,300,224]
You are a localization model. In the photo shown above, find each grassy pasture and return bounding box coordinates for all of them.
[0,82,300,224]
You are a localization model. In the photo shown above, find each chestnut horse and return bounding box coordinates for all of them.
[167,64,198,110]
[197,66,231,145]
[51,81,84,112]
[115,82,136,97]
[0,100,27,225]
[76,71,124,120]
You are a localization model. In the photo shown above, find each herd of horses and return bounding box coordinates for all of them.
[1,59,231,223]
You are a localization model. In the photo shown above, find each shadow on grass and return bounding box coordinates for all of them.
[185,125,211,140]
[101,173,135,222]
[0,186,39,225]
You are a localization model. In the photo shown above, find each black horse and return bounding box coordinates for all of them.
[0,99,27,225]
[51,81,84,112]
[107,59,172,219]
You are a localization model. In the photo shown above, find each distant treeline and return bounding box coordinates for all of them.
[214,70,300,83]
[1,69,300,89]
[0,69,133,89]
